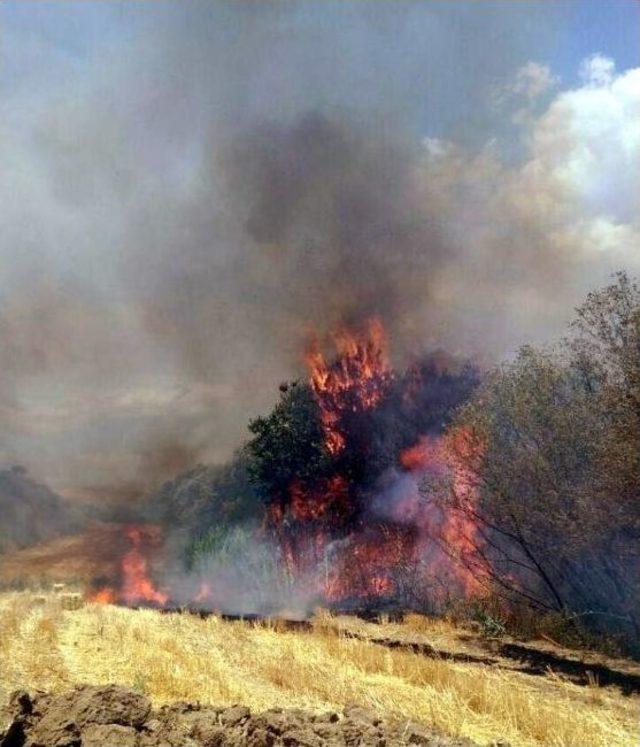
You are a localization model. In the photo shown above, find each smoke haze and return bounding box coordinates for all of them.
[1,1,638,499]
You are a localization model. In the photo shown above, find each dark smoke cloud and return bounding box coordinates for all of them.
[0,2,637,499]
[129,108,454,379]
[218,113,448,340]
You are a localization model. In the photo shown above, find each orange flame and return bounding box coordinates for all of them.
[305,317,392,454]
[399,435,442,472]
[87,587,116,604]
[86,524,168,607]
[193,581,213,604]
[399,426,489,597]
[440,426,489,595]
[323,527,415,601]
[289,475,349,521]
[121,525,168,606]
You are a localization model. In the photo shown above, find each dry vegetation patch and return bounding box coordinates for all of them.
[0,592,638,746]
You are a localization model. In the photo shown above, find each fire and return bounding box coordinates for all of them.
[87,587,116,604]
[323,527,416,601]
[399,435,442,472]
[120,525,168,606]
[305,317,392,454]
[289,475,349,521]
[194,581,213,604]
[87,524,168,607]
[264,320,399,599]
[399,426,489,597]
[269,319,392,598]
[257,317,487,606]
[440,426,489,595]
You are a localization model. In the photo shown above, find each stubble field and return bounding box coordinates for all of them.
[0,591,638,747]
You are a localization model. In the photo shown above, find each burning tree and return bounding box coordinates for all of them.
[84,314,482,614]
[246,318,481,608]
[83,274,639,656]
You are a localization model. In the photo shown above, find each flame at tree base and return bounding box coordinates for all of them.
[264,318,488,608]
[87,319,488,615]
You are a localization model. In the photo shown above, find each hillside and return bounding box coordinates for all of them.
[0,523,125,586]
[0,467,86,555]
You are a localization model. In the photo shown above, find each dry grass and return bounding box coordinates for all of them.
[0,591,638,747]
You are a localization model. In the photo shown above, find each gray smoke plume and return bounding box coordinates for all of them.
[215,112,450,350]
[0,2,637,501]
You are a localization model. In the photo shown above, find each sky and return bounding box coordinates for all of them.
[0,1,638,501]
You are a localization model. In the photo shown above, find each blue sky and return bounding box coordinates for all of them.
[557,0,639,78]
[3,1,638,72]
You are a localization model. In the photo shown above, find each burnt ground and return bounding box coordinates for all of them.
[0,684,481,747]
[128,606,640,695]
[483,639,640,695]
[152,609,640,696]
[323,615,640,696]
[344,632,640,695]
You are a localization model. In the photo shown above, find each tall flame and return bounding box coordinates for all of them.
[305,317,392,453]
[264,318,488,605]
[398,426,488,597]
[87,524,168,607]
[323,527,416,601]
[120,525,169,606]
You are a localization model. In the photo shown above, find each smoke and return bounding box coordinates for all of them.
[164,526,312,616]
[0,3,638,500]
[217,112,452,350]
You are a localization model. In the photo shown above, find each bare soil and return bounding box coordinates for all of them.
[0,684,481,747]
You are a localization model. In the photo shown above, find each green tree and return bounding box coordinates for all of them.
[246,381,331,503]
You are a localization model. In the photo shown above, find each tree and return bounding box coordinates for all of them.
[448,274,640,649]
[571,271,640,541]
[246,381,331,503]
[151,451,262,570]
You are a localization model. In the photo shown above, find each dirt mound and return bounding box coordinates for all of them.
[0,684,482,746]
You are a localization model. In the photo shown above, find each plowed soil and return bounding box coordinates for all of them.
[1,684,478,746]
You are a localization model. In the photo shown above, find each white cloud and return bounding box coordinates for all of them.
[525,61,640,222]
[420,55,640,352]
[512,61,558,100]
[492,61,559,124]
[579,54,616,87]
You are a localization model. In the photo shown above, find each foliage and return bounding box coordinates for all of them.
[161,453,260,531]
[571,271,640,540]
[450,273,640,652]
[246,381,331,501]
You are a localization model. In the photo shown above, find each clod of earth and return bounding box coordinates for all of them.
[0,684,485,747]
